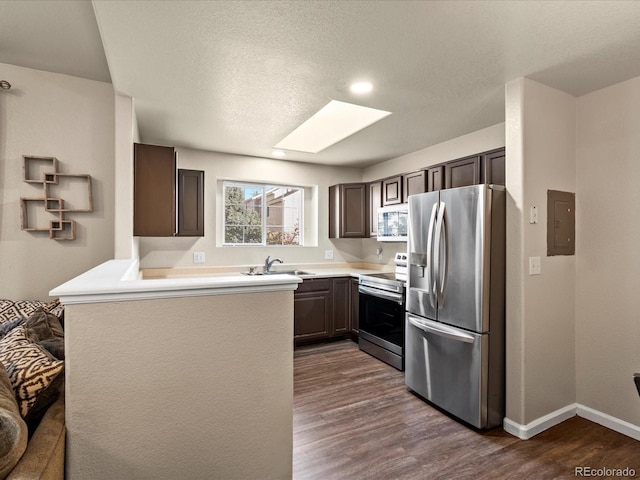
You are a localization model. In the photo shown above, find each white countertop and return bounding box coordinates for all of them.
[50,259,392,305]
[50,258,304,304]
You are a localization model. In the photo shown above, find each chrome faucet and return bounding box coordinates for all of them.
[264,256,284,273]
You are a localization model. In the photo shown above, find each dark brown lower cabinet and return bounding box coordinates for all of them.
[332,278,350,336]
[294,279,331,344]
[350,278,359,334]
[294,276,358,346]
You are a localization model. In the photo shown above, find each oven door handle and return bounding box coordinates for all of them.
[359,285,404,305]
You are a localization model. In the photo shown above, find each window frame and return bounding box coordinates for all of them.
[222,180,304,246]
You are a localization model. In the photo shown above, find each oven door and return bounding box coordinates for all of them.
[358,286,405,358]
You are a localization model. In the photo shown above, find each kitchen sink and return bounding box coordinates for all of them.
[241,270,315,276]
[266,270,315,276]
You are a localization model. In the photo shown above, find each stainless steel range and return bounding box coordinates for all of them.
[358,253,407,370]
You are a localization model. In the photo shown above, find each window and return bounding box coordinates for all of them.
[223,181,303,246]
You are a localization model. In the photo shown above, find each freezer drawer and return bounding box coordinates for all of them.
[405,313,503,429]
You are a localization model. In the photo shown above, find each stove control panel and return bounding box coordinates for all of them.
[395,252,408,282]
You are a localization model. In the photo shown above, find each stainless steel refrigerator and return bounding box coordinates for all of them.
[405,184,505,429]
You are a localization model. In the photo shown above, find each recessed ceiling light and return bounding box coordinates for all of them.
[350,81,373,94]
[272,150,286,157]
[274,100,391,154]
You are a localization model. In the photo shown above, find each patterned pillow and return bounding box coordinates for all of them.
[0,300,45,325]
[43,299,65,321]
[0,317,28,340]
[0,327,64,418]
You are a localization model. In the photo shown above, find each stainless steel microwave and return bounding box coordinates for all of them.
[377,204,408,242]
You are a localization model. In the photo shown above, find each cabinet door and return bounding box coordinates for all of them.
[369,181,382,237]
[350,278,359,334]
[329,183,368,238]
[403,170,426,203]
[177,169,204,236]
[427,165,445,192]
[134,143,176,236]
[481,148,505,186]
[332,278,350,336]
[382,176,402,205]
[445,155,480,189]
[294,279,331,344]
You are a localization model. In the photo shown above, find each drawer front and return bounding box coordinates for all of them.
[295,278,332,293]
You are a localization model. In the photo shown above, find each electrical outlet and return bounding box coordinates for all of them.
[324,250,334,260]
[193,252,205,264]
[529,256,541,275]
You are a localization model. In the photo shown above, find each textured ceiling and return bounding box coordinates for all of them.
[0,0,110,83]
[4,1,640,167]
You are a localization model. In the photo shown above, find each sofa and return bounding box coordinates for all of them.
[0,300,65,480]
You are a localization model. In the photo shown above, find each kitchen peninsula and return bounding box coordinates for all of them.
[50,259,302,480]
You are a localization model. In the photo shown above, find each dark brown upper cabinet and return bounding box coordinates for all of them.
[134,143,205,237]
[369,181,382,237]
[481,148,506,186]
[427,165,445,192]
[402,170,427,203]
[134,143,176,236]
[382,176,403,205]
[177,169,204,236]
[329,183,369,238]
[445,155,481,189]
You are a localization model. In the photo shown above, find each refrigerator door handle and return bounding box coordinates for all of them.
[407,314,475,344]
[434,201,448,306]
[426,202,438,309]
[436,202,449,308]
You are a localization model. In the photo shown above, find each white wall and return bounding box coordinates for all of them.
[113,94,139,259]
[138,148,364,269]
[363,123,505,182]
[576,76,640,427]
[0,63,115,300]
[505,78,577,426]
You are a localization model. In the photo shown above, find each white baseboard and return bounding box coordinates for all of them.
[504,403,640,441]
[576,404,640,441]
[503,404,577,439]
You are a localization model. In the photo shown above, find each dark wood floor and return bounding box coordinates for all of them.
[293,340,640,480]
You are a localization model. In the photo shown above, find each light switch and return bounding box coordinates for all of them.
[529,206,538,224]
[529,256,541,275]
[324,250,334,260]
[193,252,205,264]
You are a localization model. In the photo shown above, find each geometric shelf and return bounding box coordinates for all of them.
[19,155,92,241]
[20,198,54,232]
[49,219,76,240]
[45,174,93,212]
[23,156,58,184]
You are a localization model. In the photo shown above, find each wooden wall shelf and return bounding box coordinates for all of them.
[19,155,93,241]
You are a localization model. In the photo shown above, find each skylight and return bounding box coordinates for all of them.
[274,100,391,154]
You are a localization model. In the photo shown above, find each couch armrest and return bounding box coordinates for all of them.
[6,395,65,480]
